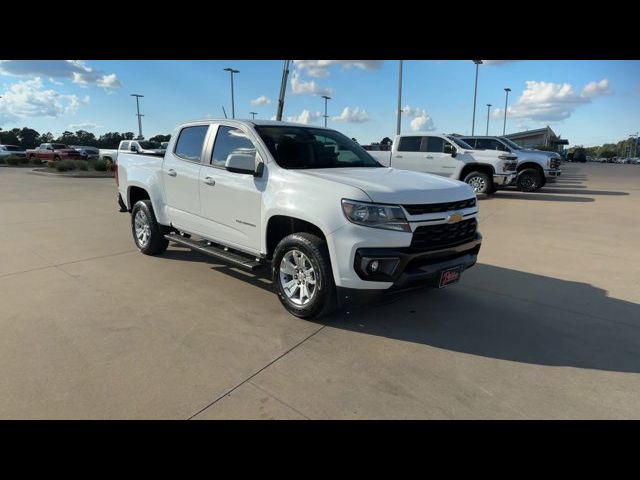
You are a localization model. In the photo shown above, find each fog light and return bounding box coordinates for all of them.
[368,260,380,273]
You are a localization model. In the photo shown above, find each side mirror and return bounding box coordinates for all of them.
[444,143,457,158]
[225,153,257,175]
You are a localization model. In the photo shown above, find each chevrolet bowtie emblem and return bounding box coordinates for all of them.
[447,212,464,224]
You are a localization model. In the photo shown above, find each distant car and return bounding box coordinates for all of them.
[26,143,82,162]
[0,144,27,160]
[71,145,99,160]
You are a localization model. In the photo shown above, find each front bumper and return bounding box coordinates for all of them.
[544,169,562,179]
[337,234,481,306]
[493,173,517,186]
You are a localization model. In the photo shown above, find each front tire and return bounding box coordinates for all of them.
[131,200,169,255]
[517,168,544,192]
[272,233,336,319]
[463,171,493,195]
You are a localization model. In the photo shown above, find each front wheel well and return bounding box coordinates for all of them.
[128,186,150,211]
[517,162,544,173]
[266,216,326,259]
[459,163,494,180]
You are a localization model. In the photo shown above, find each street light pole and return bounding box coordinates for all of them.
[130,94,144,139]
[471,60,483,135]
[223,67,240,119]
[502,88,511,135]
[486,104,492,135]
[250,112,258,120]
[321,95,331,128]
[396,60,403,135]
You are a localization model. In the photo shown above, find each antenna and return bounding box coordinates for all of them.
[222,106,228,119]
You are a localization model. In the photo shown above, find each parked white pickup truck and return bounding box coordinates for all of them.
[458,136,562,192]
[368,134,517,195]
[116,119,483,318]
[100,139,166,163]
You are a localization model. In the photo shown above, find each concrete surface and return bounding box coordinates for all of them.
[0,163,638,419]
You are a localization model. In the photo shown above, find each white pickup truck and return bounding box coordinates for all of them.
[458,136,562,192]
[100,140,166,163]
[368,134,518,195]
[116,119,482,318]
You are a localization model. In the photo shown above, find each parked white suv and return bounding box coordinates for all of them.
[459,136,562,191]
[367,134,518,195]
[116,120,483,318]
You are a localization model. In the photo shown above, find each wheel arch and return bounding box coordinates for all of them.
[459,163,495,180]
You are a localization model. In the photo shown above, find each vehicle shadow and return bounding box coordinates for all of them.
[160,248,640,374]
[318,263,640,374]
[480,192,594,202]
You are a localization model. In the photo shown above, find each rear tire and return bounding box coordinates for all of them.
[463,171,493,195]
[272,232,336,319]
[131,200,169,255]
[517,168,544,192]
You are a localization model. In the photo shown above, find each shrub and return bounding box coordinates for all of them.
[47,161,56,169]
[30,157,42,166]
[76,161,88,171]
[6,156,20,166]
[94,159,108,171]
[55,160,76,172]
[0,157,5,164]
[19,156,30,165]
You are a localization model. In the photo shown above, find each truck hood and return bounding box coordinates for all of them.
[297,167,475,204]
[520,149,560,159]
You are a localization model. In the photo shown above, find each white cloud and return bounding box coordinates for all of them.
[290,71,333,96]
[0,77,89,125]
[399,105,436,132]
[333,106,370,123]
[492,79,612,122]
[294,60,384,78]
[250,95,271,106]
[286,109,321,125]
[69,122,100,130]
[582,79,611,97]
[0,60,122,91]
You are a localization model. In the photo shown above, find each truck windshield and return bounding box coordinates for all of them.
[446,136,474,149]
[500,137,523,150]
[255,126,383,169]
[138,141,162,149]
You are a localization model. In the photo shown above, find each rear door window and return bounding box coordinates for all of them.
[174,125,209,162]
[397,136,422,152]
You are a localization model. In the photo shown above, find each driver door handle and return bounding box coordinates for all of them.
[394,155,403,158]
[167,169,177,177]
[203,176,216,186]
[425,156,434,159]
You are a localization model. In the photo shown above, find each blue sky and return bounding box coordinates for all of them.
[1,60,638,147]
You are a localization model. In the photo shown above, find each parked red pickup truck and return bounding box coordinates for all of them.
[26,143,83,162]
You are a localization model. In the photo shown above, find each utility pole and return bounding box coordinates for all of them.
[502,88,511,135]
[276,60,291,121]
[321,95,331,128]
[486,104,492,135]
[130,94,144,139]
[223,67,240,119]
[250,112,257,120]
[471,60,483,135]
[396,60,403,135]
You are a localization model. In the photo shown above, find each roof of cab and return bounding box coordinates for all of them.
[181,119,332,130]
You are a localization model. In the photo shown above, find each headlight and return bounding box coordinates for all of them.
[341,199,410,232]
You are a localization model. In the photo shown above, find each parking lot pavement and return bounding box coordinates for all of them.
[1,164,639,419]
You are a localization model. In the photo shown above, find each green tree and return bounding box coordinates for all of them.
[149,134,171,143]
